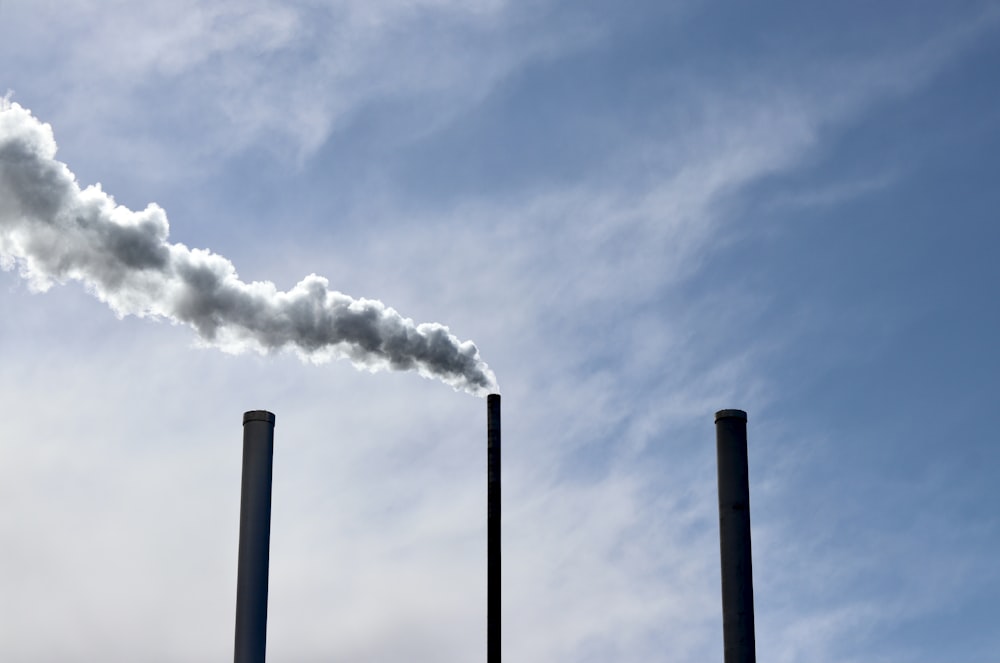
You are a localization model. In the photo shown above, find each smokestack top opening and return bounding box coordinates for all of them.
[243,410,276,426]
[487,393,501,404]
[715,409,747,423]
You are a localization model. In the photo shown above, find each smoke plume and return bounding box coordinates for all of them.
[0,101,497,395]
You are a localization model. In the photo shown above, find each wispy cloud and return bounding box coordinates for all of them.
[0,0,591,174]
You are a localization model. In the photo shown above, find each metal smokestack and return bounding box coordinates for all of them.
[714,409,756,663]
[487,394,501,663]
[235,410,276,663]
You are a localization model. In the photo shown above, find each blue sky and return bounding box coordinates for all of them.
[1,1,999,661]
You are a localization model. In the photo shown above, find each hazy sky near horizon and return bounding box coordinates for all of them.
[2,2,999,661]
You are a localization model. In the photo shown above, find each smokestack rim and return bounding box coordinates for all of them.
[243,410,276,426]
[715,409,748,423]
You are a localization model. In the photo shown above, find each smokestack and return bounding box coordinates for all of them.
[235,410,276,663]
[487,394,501,662]
[714,409,756,663]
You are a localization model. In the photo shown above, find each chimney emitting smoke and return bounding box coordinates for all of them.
[487,393,501,662]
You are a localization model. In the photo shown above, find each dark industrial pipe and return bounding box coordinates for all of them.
[235,410,276,663]
[714,409,756,663]
[487,394,501,663]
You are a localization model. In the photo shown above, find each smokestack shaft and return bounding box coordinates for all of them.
[715,409,756,663]
[487,394,501,662]
[235,411,276,663]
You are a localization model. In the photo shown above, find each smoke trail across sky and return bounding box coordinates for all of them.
[0,101,497,395]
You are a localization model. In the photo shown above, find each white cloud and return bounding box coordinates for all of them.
[0,0,589,176]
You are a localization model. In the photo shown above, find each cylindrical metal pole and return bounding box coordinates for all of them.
[715,409,756,663]
[235,410,276,663]
[487,394,501,663]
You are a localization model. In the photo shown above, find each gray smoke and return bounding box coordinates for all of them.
[0,100,497,395]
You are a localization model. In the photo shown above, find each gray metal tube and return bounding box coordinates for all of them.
[487,394,501,663]
[715,409,756,663]
[235,410,276,663]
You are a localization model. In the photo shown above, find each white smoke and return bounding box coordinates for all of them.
[0,100,497,395]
